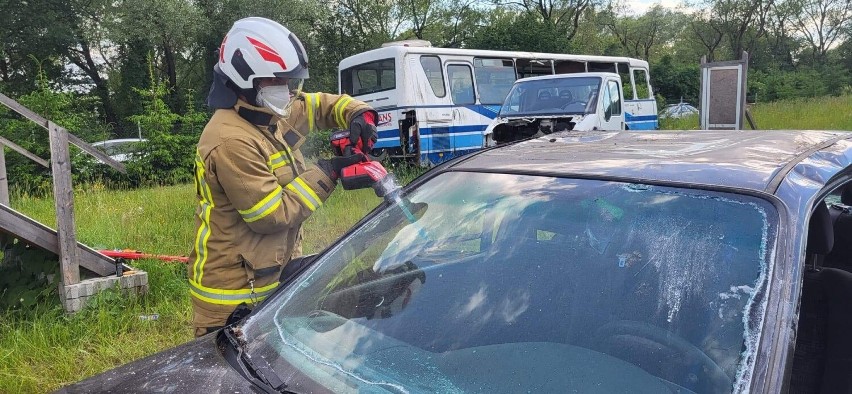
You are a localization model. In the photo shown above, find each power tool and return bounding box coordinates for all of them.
[329,130,417,223]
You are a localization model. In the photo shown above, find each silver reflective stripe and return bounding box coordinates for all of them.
[240,192,283,223]
[190,282,279,302]
[290,178,322,209]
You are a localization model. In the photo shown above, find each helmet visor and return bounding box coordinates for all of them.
[287,78,304,96]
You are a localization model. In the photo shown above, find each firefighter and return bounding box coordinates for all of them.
[189,17,377,337]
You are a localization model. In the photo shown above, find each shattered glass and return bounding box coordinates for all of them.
[243,174,777,393]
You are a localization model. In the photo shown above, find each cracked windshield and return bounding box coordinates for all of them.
[243,172,776,394]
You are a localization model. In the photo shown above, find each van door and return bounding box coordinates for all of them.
[626,68,658,130]
[599,78,625,131]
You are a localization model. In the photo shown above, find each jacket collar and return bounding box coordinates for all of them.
[234,100,278,128]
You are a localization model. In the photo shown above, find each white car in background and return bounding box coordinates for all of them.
[660,102,699,119]
[91,138,147,162]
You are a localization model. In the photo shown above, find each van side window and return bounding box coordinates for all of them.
[420,56,446,98]
[608,81,622,116]
[602,83,612,121]
[633,69,652,99]
[341,58,395,96]
[447,64,475,105]
[473,58,516,105]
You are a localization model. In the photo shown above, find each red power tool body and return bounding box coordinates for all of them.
[330,129,389,192]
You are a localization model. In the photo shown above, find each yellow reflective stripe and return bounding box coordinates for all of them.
[189,280,279,305]
[334,96,354,128]
[285,177,322,211]
[305,93,317,131]
[192,150,215,283]
[238,186,283,223]
[267,151,291,171]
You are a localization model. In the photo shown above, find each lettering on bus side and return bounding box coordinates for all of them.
[378,113,393,127]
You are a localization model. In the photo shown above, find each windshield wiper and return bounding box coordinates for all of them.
[222,326,298,394]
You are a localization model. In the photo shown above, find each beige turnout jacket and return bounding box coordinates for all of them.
[189,92,371,332]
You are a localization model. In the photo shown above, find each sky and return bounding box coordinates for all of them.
[622,0,685,14]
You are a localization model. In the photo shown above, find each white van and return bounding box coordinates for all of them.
[339,41,657,166]
[486,73,628,144]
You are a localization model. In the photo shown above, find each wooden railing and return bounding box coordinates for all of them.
[0,93,126,288]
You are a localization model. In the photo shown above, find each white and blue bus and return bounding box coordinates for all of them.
[338,40,657,165]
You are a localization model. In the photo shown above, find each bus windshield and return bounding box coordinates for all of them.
[500,76,601,117]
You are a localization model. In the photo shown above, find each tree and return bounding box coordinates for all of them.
[46,0,122,127]
[108,0,204,112]
[689,0,775,60]
[602,5,678,60]
[789,0,852,62]
[467,9,573,52]
[494,0,598,41]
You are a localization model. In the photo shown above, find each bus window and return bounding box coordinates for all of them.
[341,58,395,96]
[516,59,553,79]
[420,56,446,97]
[473,58,516,104]
[617,62,633,100]
[588,62,616,73]
[554,60,585,74]
[633,68,652,99]
[447,64,475,105]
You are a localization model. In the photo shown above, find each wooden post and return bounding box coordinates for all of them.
[48,121,79,285]
[0,142,9,206]
[0,143,8,248]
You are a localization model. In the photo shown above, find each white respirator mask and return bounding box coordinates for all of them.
[256,78,304,118]
[256,85,292,118]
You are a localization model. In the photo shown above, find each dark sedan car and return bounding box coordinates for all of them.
[60,130,852,393]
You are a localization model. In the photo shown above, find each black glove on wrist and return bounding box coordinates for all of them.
[348,110,378,153]
[317,159,338,182]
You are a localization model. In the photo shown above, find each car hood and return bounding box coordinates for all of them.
[55,333,253,393]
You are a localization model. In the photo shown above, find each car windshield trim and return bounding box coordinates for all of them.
[243,173,778,393]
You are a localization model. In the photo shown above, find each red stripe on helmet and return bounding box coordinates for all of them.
[219,36,227,63]
[246,36,287,70]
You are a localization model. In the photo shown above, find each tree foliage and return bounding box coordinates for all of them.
[0,0,849,193]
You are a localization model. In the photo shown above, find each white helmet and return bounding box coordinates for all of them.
[217,17,309,92]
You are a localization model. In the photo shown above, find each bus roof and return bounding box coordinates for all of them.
[338,45,650,70]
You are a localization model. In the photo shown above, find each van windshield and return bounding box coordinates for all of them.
[500,76,601,117]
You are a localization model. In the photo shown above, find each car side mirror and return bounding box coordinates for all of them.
[604,103,612,121]
[280,254,318,284]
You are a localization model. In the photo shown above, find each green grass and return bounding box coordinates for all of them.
[0,182,385,393]
[659,94,852,131]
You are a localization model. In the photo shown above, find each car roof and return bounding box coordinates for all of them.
[92,138,146,146]
[451,130,852,193]
[515,72,618,84]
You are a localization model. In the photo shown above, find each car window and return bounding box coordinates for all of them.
[244,173,777,394]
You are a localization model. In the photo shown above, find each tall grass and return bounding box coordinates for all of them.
[0,183,385,393]
[659,94,852,131]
